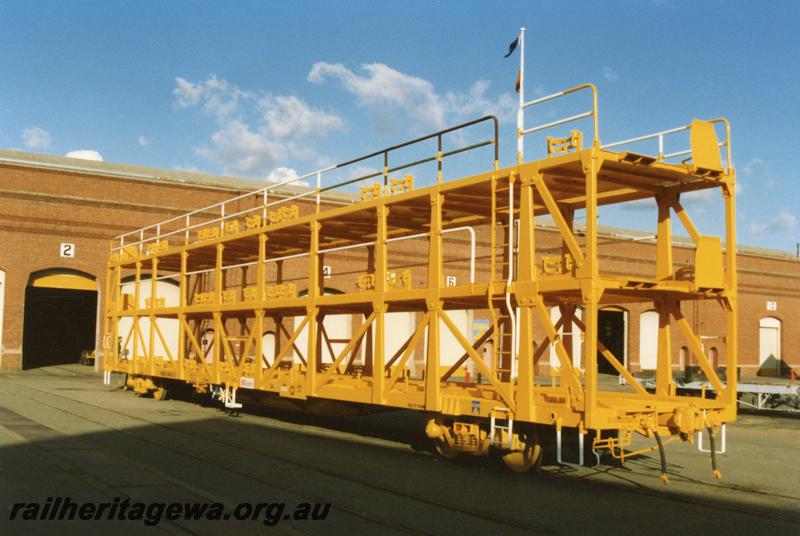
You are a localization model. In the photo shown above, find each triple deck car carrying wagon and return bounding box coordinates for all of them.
[102,51,737,481]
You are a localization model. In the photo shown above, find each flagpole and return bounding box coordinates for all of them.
[517,27,525,165]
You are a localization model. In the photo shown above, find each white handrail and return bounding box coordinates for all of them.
[523,111,593,136]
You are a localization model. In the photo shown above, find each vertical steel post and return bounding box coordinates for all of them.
[306,221,321,396]
[373,202,388,403]
[256,233,267,385]
[655,194,674,397]
[724,175,738,407]
[214,243,224,385]
[101,261,113,371]
[583,150,600,425]
[425,192,443,411]
[515,169,537,420]
[178,250,187,380]
[133,261,141,374]
[149,257,158,377]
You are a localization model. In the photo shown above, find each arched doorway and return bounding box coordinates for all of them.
[759,317,781,376]
[23,269,98,369]
[261,331,276,368]
[638,310,659,370]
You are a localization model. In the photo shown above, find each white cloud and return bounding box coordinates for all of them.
[258,95,343,140]
[173,77,204,108]
[65,149,103,161]
[748,210,797,237]
[681,189,715,205]
[174,75,344,179]
[602,66,618,82]
[138,135,152,146]
[266,166,308,186]
[22,126,52,149]
[173,75,249,120]
[742,157,764,176]
[178,65,517,180]
[196,120,286,176]
[309,62,447,129]
[308,62,516,130]
[445,80,516,122]
[344,165,380,181]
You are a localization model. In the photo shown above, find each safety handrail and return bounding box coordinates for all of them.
[602,118,732,170]
[112,116,499,254]
[519,83,600,153]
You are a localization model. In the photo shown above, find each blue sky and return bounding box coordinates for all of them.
[1,0,799,252]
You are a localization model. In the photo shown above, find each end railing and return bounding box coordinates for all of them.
[602,118,732,171]
[518,83,600,161]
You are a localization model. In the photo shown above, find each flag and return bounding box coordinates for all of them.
[504,37,519,58]
[515,71,521,93]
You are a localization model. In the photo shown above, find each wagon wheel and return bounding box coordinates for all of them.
[502,427,542,473]
[433,435,461,459]
[152,382,169,401]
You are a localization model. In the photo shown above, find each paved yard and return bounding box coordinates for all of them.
[0,365,797,535]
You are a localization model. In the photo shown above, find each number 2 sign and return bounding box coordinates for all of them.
[60,243,76,258]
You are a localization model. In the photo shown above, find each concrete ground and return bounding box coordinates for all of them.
[0,365,797,535]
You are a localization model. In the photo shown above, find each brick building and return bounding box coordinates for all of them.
[1,148,798,377]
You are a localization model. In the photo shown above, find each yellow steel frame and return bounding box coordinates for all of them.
[102,86,737,472]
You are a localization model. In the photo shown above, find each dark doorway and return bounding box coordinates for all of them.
[597,309,625,374]
[23,286,98,369]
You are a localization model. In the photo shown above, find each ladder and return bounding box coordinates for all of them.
[490,406,514,447]
[488,176,517,383]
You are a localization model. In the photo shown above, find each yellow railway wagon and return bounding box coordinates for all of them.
[102,81,736,482]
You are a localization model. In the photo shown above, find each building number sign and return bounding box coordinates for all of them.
[60,243,76,258]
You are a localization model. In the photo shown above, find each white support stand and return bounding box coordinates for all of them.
[697,423,726,454]
[102,370,111,385]
[556,429,583,468]
[224,386,243,410]
[556,429,601,468]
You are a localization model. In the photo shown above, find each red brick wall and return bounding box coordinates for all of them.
[0,163,249,370]
[2,161,799,377]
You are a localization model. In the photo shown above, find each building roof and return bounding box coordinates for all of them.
[0,148,268,192]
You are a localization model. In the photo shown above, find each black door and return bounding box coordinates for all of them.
[23,286,98,369]
[597,310,625,375]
